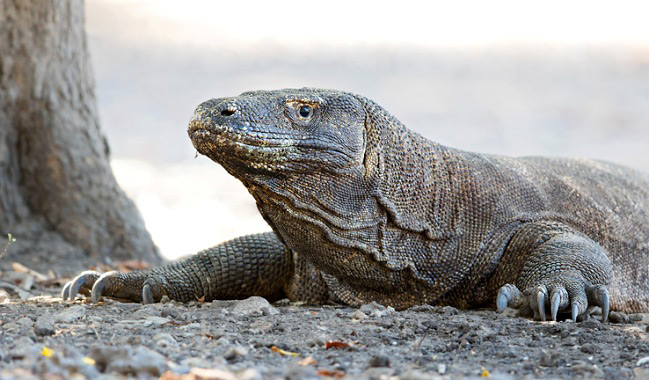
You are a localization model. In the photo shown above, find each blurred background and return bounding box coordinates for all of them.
[85,0,649,260]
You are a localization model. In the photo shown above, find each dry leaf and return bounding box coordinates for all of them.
[316,369,345,378]
[271,345,299,356]
[297,356,317,366]
[325,340,350,350]
[11,262,48,281]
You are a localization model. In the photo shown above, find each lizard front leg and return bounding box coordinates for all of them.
[495,222,612,322]
[62,232,329,304]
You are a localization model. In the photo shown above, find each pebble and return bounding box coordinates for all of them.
[16,317,34,329]
[580,343,597,354]
[90,345,168,376]
[180,322,202,330]
[53,305,85,322]
[305,335,327,348]
[145,316,170,326]
[360,302,395,318]
[231,296,279,317]
[238,368,263,380]
[211,300,238,309]
[224,345,248,361]
[610,311,630,324]
[367,355,391,368]
[153,332,177,349]
[351,310,369,320]
[285,364,320,380]
[248,320,274,334]
[34,313,55,336]
[9,337,37,359]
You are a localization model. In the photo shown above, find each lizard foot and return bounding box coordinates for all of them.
[62,270,166,304]
[496,279,609,322]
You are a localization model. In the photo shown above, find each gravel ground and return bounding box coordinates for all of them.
[1,273,649,380]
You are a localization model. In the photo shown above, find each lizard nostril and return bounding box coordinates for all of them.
[221,109,235,116]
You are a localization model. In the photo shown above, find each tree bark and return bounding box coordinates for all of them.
[0,0,161,274]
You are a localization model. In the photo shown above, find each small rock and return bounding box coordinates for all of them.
[231,296,279,317]
[180,322,202,330]
[437,363,447,375]
[629,313,644,322]
[34,313,55,336]
[153,333,177,349]
[249,320,275,334]
[407,304,435,313]
[305,335,327,348]
[91,345,168,376]
[145,316,170,326]
[16,317,34,329]
[363,367,395,379]
[239,368,263,380]
[9,337,37,359]
[190,368,237,380]
[610,311,630,324]
[351,310,368,320]
[436,305,460,316]
[211,300,238,309]
[223,345,248,361]
[53,305,85,322]
[160,306,182,320]
[285,364,319,380]
[579,319,602,329]
[180,356,221,369]
[571,363,605,378]
[367,355,391,368]
[580,343,597,353]
[215,336,231,346]
[400,370,434,380]
[2,322,18,331]
[360,302,395,318]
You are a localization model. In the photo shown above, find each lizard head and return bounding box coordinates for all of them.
[188,88,367,179]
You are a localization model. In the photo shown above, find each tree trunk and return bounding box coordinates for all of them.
[0,0,161,274]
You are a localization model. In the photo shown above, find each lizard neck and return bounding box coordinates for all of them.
[242,101,466,306]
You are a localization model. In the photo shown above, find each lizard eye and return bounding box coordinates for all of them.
[298,105,312,119]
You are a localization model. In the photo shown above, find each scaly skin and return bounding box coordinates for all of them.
[64,89,649,322]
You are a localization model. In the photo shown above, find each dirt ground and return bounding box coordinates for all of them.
[1,267,649,380]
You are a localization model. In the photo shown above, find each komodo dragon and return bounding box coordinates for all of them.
[63,88,649,322]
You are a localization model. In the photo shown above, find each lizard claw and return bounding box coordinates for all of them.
[586,284,609,322]
[495,278,610,322]
[536,288,547,321]
[62,270,101,301]
[90,271,119,303]
[62,269,168,304]
[496,283,523,312]
[549,287,568,321]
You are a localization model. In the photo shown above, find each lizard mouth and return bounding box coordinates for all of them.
[187,119,301,174]
[188,121,297,151]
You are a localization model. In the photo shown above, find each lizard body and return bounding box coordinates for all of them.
[64,89,649,321]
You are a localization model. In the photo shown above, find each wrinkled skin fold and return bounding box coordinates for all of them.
[64,88,649,322]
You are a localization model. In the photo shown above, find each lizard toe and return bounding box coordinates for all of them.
[532,286,548,321]
[586,284,610,322]
[496,283,523,312]
[64,270,101,301]
[61,281,71,301]
[548,286,569,321]
[142,277,167,304]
